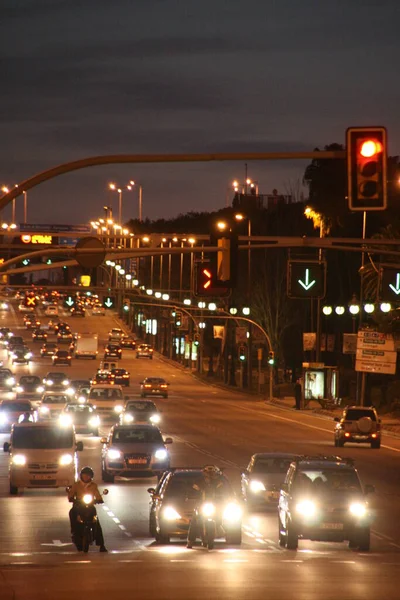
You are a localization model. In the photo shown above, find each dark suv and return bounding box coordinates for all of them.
[278,456,374,551]
[334,406,381,449]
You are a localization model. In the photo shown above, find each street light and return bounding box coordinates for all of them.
[235,213,252,301]
[322,306,333,316]
[128,180,143,222]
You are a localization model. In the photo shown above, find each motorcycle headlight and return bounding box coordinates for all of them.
[62,380,69,386]
[296,500,316,517]
[16,386,24,393]
[83,494,93,505]
[89,416,100,426]
[349,502,367,518]
[202,502,216,518]
[12,454,26,466]
[163,506,181,520]
[0,414,8,425]
[123,414,134,423]
[107,449,122,460]
[114,405,123,413]
[223,502,243,522]
[249,480,266,493]
[150,414,161,424]
[59,453,73,465]
[40,406,49,414]
[36,386,44,394]
[154,449,167,461]
[59,414,72,427]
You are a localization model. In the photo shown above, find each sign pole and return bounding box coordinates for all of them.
[269,364,273,401]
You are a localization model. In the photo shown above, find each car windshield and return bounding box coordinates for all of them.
[252,457,293,474]
[66,405,92,414]
[46,374,66,381]
[164,474,202,499]
[112,370,126,375]
[19,376,41,385]
[57,352,68,356]
[345,409,376,421]
[1,402,31,412]
[89,388,122,400]
[126,401,157,412]
[44,344,57,349]
[112,428,163,443]
[146,378,164,384]
[294,469,362,493]
[43,395,68,404]
[12,427,73,449]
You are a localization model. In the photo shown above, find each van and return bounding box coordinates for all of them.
[3,421,83,495]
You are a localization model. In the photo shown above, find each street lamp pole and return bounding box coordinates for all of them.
[139,185,143,222]
[23,191,28,223]
[118,189,122,224]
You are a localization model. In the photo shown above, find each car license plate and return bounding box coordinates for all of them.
[321,522,343,530]
[128,458,147,465]
[31,474,54,480]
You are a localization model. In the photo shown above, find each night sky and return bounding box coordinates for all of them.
[1,0,399,225]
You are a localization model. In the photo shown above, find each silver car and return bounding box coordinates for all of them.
[101,424,172,483]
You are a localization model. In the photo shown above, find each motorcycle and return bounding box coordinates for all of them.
[67,488,109,552]
[189,500,243,550]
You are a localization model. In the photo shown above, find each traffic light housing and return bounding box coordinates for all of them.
[268,351,275,365]
[347,126,387,211]
[210,229,238,289]
[194,332,200,346]
[174,310,183,328]
[123,299,130,312]
[195,261,229,297]
[238,345,247,361]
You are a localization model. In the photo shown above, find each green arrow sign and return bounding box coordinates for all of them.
[298,268,316,291]
[103,296,115,309]
[65,297,74,307]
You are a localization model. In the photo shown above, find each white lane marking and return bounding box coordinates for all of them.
[65,560,91,564]
[256,539,267,544]
[113,517,121,524]
[223,559,249,563]
[107,511,115,517]
[118,559,143,562]
[10,562,34,565]
[119,525,126,531]
[124,532,132,537]
[102,506,109,511]
[170,559,195,562]
[332,561,356,564]
[281,560,303,563]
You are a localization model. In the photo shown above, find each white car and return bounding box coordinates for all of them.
[45,304,58,316]
[38,392,70,420]
[18,303,34,313]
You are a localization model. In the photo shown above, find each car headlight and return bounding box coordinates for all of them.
[40,406,49,414]
[114,405,123,413]
[296,500,317,517]
[59,414,72,427]
[223,502,243,522]
[201,502,216,518]
[349,502,367,517]
[89,416,100,426]
[0,414,8,425]
[77,396,86,404]
[150,414,161,424]
[59,453,73,465]
[16,386,24,393]
[249,480,266,493]
[24,353,32,359]
[11,354,17,359]
[154,449,168,461]
[65,388,74,396]
[163,506,181,520]
[36,386,44,394]
[107,449,122,460]
[7,377,15,386]
[46,380,53,386]
[62,380,69,386]
[83,494,93,504]
[12,454,26,466]
[123,414,134,423]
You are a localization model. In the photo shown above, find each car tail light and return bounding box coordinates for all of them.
[345,432,350,437]
[144,384,152,388]
[160,384,167,388]
[371,433,377,438]
[123,374,129,378]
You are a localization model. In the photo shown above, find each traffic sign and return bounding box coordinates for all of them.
[25,295,37,307]
[64,296,75,308]
[287,261,326,299]
[355,331,397,374]
[379,266,400,302]
[103,296,115,309]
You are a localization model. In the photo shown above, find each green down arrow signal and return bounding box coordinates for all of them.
[389,273,400,295]
[65,297,74,306]
[104,298,113,308]
[298,268,316,291]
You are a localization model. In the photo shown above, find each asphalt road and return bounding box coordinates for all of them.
[0,300,399,600]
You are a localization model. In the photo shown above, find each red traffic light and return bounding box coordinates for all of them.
[359,139,383,158]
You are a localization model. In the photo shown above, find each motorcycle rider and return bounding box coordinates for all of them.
[187,465,231,548]
[67,466,108,552]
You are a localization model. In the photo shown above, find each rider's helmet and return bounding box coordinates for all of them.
[202,465,222,481]
[80,466,94,481]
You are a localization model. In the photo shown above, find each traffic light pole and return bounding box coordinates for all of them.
[356,211,368,406]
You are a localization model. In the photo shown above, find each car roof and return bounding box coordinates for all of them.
[252,452,301,460]
[1,399,32,406]
[113,423,160,430]
[345,405,376,411]
[296,460,356,470]
[13,421,73,430]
